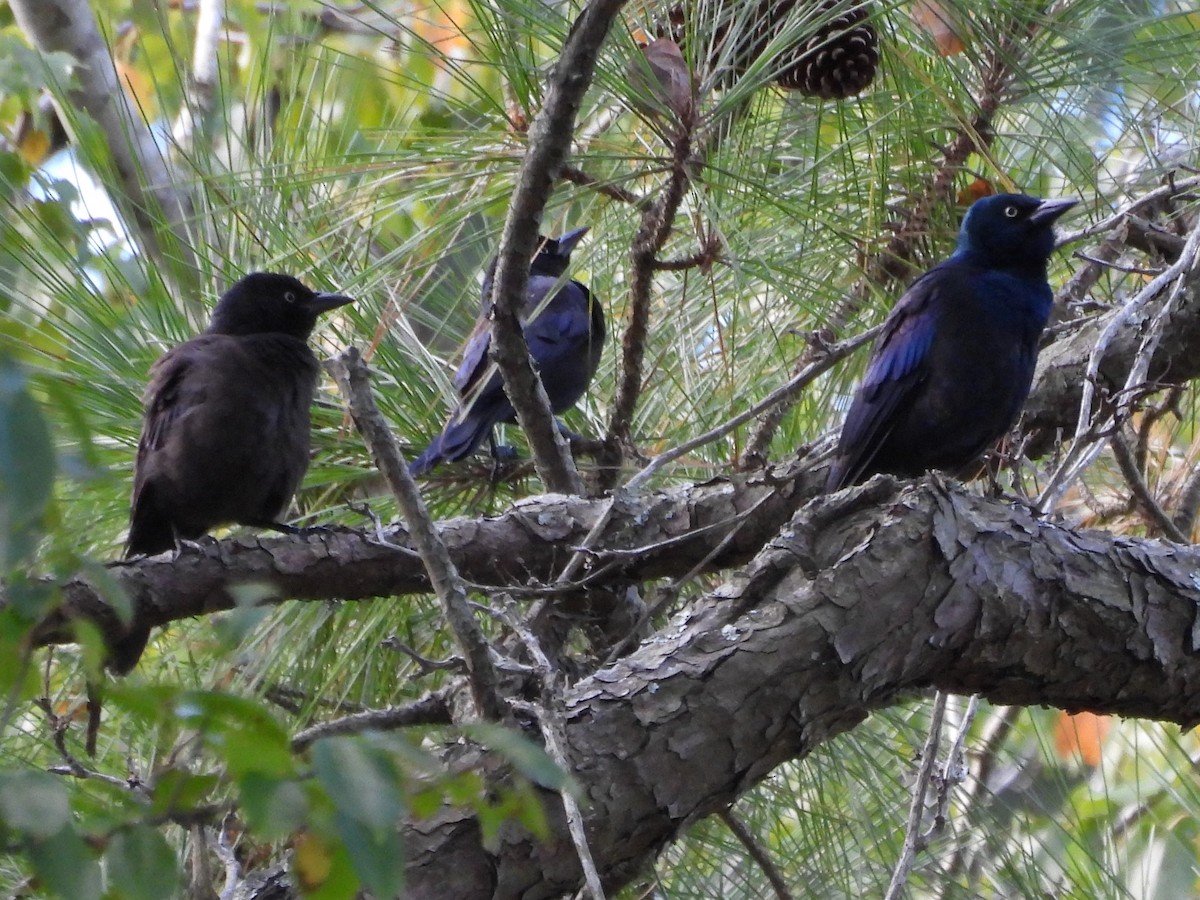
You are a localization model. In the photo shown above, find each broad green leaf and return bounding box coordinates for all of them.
[239,773,309,840]
[0,771,70,837]
[311,737,404,832]
[103,826,182,900]
[27,826,102,900]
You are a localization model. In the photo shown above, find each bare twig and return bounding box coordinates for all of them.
[327,348,505,722]
[1110,430,1187,542]
[606,127,693,459]
[939,705,1023,891]
[171,0,224,152]
[1055,173,1200,248]
[560,164,649,209]
[884,691,948,900]
[488,0,628,495]
[930,694,979,835]
[500,604,606,900]
[290,688,454,753]
[216,816,242,900]
[34,697,145,791]
[718,808,795,900]
[623,324,883,493]
[1043,218,1200,510]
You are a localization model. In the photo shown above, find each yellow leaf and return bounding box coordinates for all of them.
[16,127,50,167]
[292,830,333,891]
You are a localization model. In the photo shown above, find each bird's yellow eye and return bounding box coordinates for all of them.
[284,291,297,304]
[1004,205,1019,218]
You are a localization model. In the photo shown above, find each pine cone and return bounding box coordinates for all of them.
[667,0,879,99]
[772,1,878,98]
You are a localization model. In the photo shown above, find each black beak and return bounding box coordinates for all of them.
[1029,197,1077,226]
[308,291,355,314]
[553,226,590,257]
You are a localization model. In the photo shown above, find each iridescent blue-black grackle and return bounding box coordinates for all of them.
[409,227,605,474]
[826,193,1076,491]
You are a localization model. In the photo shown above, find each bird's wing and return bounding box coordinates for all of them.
[522,281,594,364]
[452,278,592,396]
[830,270,944,486]
[452,316,494,397]
[128,341,213,554]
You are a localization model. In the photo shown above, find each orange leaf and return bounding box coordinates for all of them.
[912,0,966,56]
[1054,711,1111,767]
[957,177,995,206]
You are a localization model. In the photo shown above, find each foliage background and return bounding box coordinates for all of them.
[0,0,1198,896]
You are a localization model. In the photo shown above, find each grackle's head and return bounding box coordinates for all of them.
[480,227,590,307]
[530,226,590,279]
[955,193,1077,269]
[207,272,354,340]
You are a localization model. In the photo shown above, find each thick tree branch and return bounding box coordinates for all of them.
[391,477,1200,897]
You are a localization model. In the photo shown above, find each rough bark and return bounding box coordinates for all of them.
[399,478,1200,898]
[224,477,1200,899]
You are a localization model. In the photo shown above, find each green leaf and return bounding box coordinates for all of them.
[0,354,55,568]
[103,826,183,900]
[291,829,359,900]
[310,737,404,832]
[172,690,296,779]
[27,826,102,900]
[332,810,405,899]
[149,770,220,818]
[0,770,70,838]
[239,773,309,840]
[466,722,576,795]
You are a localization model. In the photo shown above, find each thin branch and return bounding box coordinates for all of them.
[930,694,979,836]
[327,348,505,722]
[717,808,795,900]
[171,0,224,152]
[1054,173,1200,248]
[1110,430,1187,542]
[939,705,1023,892]
[1046,217,1200,510]
[35,697,146,791]
[884,691,948,900]
[488,0,628,495]
[290,688,454,753]
[623,324,883,493]
[216,816,242,900]
[605,127,693,459]
[560,164,649,209]
[501,603,606,900]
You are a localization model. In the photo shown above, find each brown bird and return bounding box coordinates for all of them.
[118,272,353,672]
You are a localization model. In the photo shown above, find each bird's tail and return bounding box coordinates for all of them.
[408,412,495,476]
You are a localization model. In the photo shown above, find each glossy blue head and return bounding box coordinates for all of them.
[954,193,1077,271]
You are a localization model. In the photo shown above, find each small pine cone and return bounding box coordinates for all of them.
[772,1,878,98]
[663,0,879,100]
